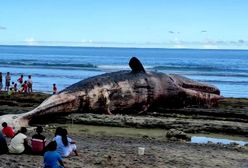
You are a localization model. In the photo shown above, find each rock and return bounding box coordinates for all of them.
[166,129,191,141]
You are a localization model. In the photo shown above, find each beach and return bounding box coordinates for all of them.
[1,92,248,168]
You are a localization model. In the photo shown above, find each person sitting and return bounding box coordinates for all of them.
[31,126,46,154]
[8,87,14,96]
[2,122,15,138]
[54,127,63,137]
[53,128,78,157]
[44,141,65,168]
[8,127,31,154]
[0,132,8,154]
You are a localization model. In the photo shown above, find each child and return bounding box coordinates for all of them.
[11,82,15,89]
[53,84,57,94]
[23,81,28,93]
[17,74,23,85]
[1,122,15,138]
[8,87,14,96]
[14,83,17,92]
[27,75,33,93]
[44,141,65,168]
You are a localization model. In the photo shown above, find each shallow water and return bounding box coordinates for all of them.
[191,136,248,146]
[50,124,248,146]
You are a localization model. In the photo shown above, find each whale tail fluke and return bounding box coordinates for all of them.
[129,57,146,73]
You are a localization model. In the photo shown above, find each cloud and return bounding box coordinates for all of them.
[24,37,38,45]
[0,26,6,30]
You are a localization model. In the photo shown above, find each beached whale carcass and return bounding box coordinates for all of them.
[0,57,221,127]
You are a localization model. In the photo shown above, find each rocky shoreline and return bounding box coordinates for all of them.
[1,92,248,167]
[1,92,248,136]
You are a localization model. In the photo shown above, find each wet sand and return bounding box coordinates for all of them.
[1,125,248,168]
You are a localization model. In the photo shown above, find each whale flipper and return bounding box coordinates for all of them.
[129,57,146,73]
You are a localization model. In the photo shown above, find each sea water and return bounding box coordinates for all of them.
[0,45,248,98]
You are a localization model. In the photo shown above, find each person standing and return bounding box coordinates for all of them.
[27,75,33,93]
[0,72,2,92]
[53,84,57,94]
[17,74,24,89]
[5,72,11,91]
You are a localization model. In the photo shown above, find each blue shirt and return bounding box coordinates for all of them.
[44,151,63,168]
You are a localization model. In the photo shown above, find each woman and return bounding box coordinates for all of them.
[8,127,31,154]
[53,128,78,157]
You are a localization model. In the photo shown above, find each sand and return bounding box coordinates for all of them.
[0,125,248,168]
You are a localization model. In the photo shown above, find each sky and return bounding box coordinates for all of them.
[0,0,248,49]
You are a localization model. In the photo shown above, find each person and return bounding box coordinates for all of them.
[18,81,28,93]
[23,81,28,93]
[54,127,63,137]
[0,72,2,93]
[27,75,33,93]
[2,122,15,138]
[0,132,8,154]
[10,81,15,89]
[53,128,78,157]
[8,87,14,96]
[8,127,31,154]
[5,72,11,91]
[17,74,24,85]
[14,83,17,92]
[53,84,57,94]
[31,126,46,154]
[44,141,65,168]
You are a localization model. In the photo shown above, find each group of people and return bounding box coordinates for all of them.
[0,123,78,168]
[0,72,58,95]
[0,72,33,95]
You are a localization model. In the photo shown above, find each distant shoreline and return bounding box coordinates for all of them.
[1,44,248,51]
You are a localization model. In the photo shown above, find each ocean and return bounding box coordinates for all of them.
[0,45,248,98]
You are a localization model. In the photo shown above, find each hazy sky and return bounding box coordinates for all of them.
[0,0,247,49]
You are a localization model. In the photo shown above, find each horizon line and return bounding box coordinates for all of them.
[0,44,248,51]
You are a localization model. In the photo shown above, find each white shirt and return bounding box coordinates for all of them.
[53,135,73,157]
[8,133,27,154]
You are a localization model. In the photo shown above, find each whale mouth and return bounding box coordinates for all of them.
[181,82,220,95]
[170,74,221,96]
